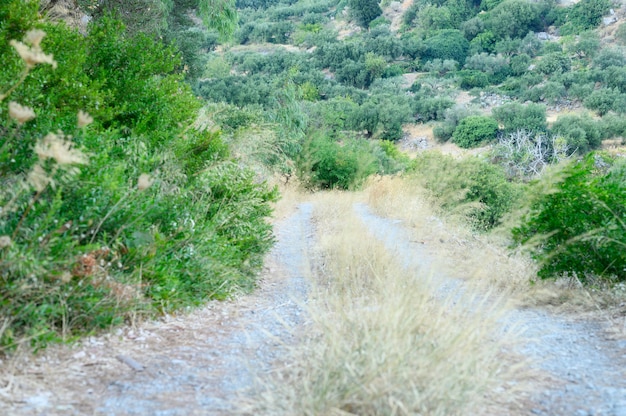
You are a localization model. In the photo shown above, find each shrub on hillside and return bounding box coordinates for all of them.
[550,113,602,153]
[421,30,470,65]
[492,102,547,133]
[413,152,521,230]
[555,0,611,35]
[298,134,376,190]
[513,154,626,282]
[452,116,499,148]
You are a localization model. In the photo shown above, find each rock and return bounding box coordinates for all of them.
[603,16,617,25]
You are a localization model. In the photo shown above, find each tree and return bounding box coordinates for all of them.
[422,29,470,65]
[348,0,383,28]
[485,0,546,39]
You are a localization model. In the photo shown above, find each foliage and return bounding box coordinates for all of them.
[492,102,546,133]
[513,154,626,282]
[556,0,611,35]
[583,88,624,116]
[413,96,455,121]
[433,105,477,142]
[348,0,383,28]
[452,116,499,148]
[534,52,571,75]
[298,134,376,190]
[484,0,548,39]
[550,113,602,153]
[421,30,470,65]
[413,152,521,230]
[0,4,276,350]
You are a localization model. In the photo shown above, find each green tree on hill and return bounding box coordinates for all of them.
[348,0,383,28]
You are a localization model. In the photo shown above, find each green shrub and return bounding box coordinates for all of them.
[583,88,623,116]
[298,134,376,190]
[555,0,611,35]
[0,5,277,350]
[413,152,521,230]
[550,113,602,153]
[492,102,547,133]
[458,70,490,89]
[413,96,455,121]
[513,153,626,282]
[421,30,470,65]
[452,116,499,148]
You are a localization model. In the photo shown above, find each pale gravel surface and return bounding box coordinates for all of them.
[354,203,626,416]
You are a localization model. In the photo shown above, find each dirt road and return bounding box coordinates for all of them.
[1,197,626,415]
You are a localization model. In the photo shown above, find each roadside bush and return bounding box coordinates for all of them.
[298,134,375,190]
[0,6,277,350]
[413,152,521,230]
[452,116,499,148]
[513,153,626,282]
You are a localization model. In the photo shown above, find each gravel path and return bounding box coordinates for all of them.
[354,203,626,416]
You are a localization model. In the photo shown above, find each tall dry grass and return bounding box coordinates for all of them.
[361,175,618,314]
[363,175,536,295]
[242,190,526,415]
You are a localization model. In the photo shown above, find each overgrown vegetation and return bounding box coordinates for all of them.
[0,1,276,351]
[513,154,626,282]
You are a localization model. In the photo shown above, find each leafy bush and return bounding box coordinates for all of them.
[513,154,626,282]
[492,102,547,133]
[433,105,477,142]
[0,6,277,350]
[298,134,375,190]
[413,96,455,121]
[583,88,624,116]
[348,0,383,28]
[412,152,521,230]
[452,116,499,148]
[421,30,470,65]
[550,113,602,153]
[555,0,611,35]
[484,0,547,39]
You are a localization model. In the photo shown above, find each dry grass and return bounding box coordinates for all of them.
[241,190,528,415]
[362,176,533,295]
